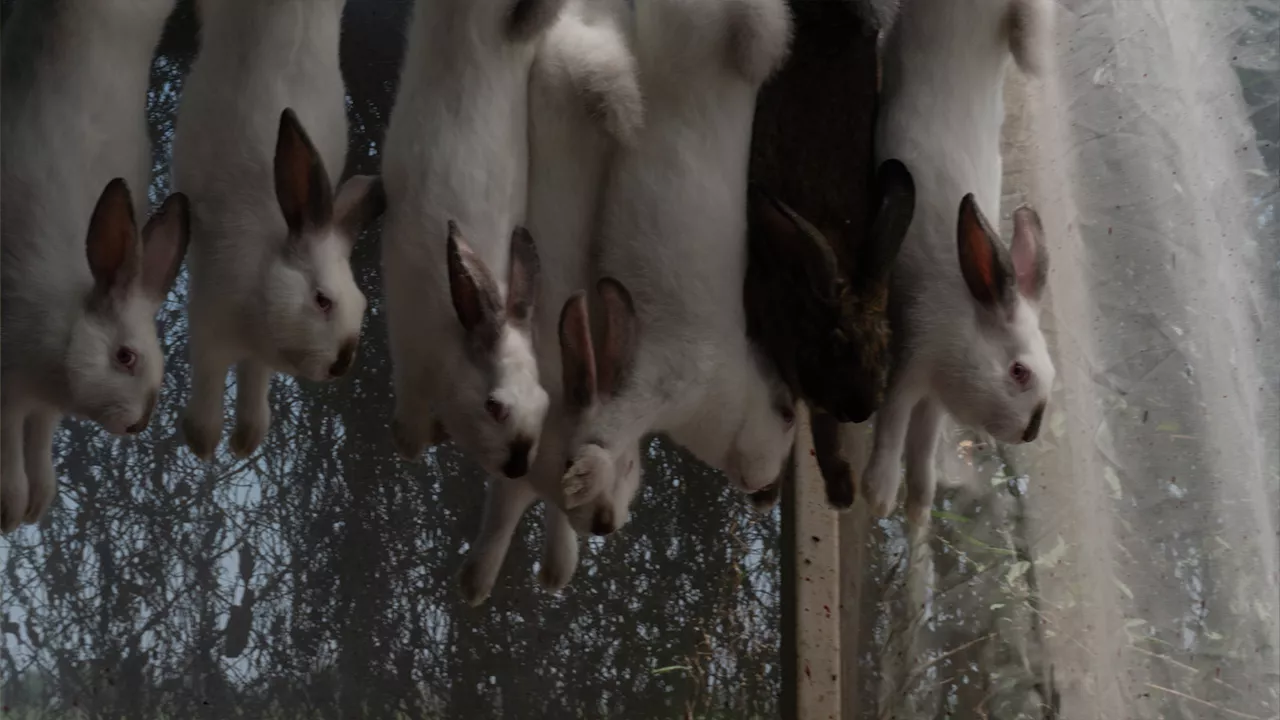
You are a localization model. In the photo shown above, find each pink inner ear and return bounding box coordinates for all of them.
[141,233,181,298]
[1011,208,1042,298]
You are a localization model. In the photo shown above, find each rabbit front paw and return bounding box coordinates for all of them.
[861,457,901,519]
[537,540,578,594]
[0,475,28,534]
[561,444,611,510]
[181,410,222,461]
[23,457,57,525]
[390,417,425,461]
[229,415,269,459]
[457,555,497,608]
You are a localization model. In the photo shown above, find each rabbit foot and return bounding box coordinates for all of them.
[561,444,611,509]
[23,467,57,526]
[391,418,424,461]
[861,458,901,519]
[456,556,494,608]
[537,560,575,594]
[181,411,221,461]
[229,417,267,459]
[0,480,28,534]
[821,461,856,511]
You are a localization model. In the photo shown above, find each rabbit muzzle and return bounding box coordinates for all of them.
[327,340,359,378]
[1021,402,1045,443]
[501,436,534,478]
[125,392,158,435]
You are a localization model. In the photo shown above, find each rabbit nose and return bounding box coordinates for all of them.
[501,437,533,478]
[328,341,358,378]
[590,507,616,536]
[127,392,158,434]
[1021,403,1046,443]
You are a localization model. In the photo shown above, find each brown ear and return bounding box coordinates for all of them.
[332,174,386,249]
[139,192,191,302]
[558,291,598,411]
[747,183,840,297]
[86,178,139,298]
[274,108,334,236]
[956,194,1013,307]
[1011,204,1048,301]
[596,277,637,398]
[506,226,540,326]
[858,159,915,285]
[447,221,503,347]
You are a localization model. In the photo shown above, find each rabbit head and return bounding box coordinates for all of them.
[934,194,1052,444]
[440,221,549,479]
[65,179,189,435]
[557,281,644,536]
[745,160,914,424]
[259,109,384,383]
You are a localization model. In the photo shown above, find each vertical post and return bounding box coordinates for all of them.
[782,406,842,720]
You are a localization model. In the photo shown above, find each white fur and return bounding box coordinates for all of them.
[173,0,381,460]
[864,0,1055,525]
[381,0,565,480]
[0,0,182,532]
[458,0,643,606]
[558,0,797,519]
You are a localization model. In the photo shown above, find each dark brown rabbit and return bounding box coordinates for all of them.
[744,1,914,510]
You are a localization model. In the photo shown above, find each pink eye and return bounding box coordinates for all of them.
[485,397,509,423]
[115,347,137,371]
[315,291,332,313]
[779,405,796,426]
[1011,362,1032,386]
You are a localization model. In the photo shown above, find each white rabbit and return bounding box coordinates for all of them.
[381,0,566,479]
[458,0,644,606]
[863,0,1053,525]
[559,0,798,519]
[172,0,385,460]
[0,0,187,532]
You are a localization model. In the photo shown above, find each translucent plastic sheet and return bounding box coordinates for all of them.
[2,0,1277,719]
[843,1,1280,718]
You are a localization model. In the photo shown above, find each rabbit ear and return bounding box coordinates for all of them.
[506,226,540,327]
[447,221,503,348]
[858,159,915,285]
[86,178,140,301]
[332,174,386,250]
[956,194,1014,308]
[1011,204,1048,301]
[274,108,334,237]
[558,291,598,411]
[747,183,841,297]
[138,192,191,302]
[596,277,637,398]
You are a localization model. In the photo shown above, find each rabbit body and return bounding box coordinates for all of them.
[381,0,565,480]
[559,0,796,518]
[174,0,383,461]
[0,0,184,531]
[864,0,1053,524]
[458,0,643,606]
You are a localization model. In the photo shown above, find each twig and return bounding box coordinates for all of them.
[1144,682,1269,720]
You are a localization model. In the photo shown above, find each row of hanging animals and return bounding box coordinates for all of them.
[1,0,1054,605]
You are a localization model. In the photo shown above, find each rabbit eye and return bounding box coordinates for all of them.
[115,347,137,371]
[1010,362,1032,386]
[315,291,332,313]
[485,397,509,423]
[779,405,796,426]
